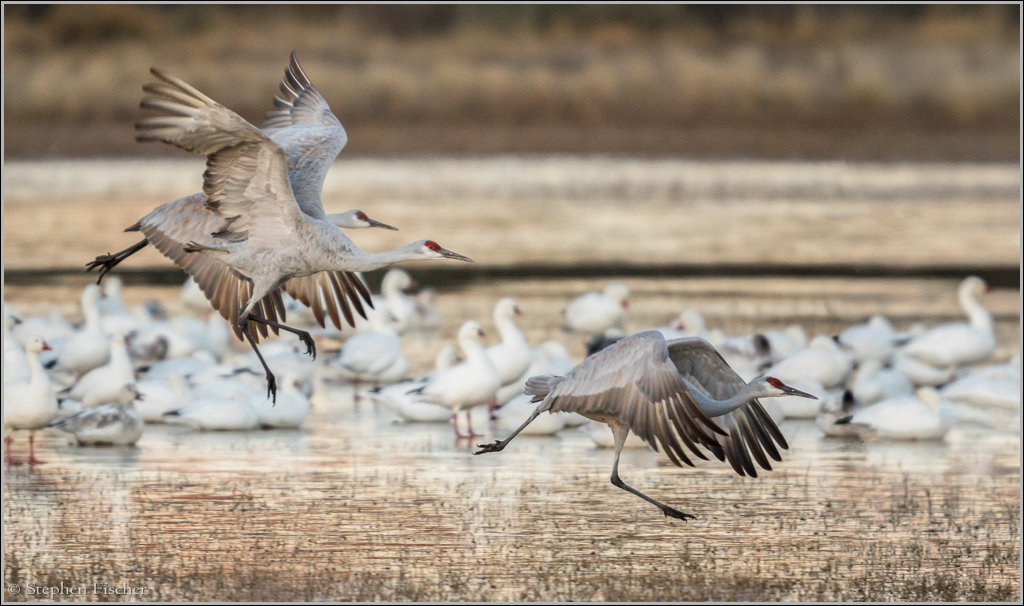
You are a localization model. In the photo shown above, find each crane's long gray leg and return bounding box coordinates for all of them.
[239,319,277,403]
[86,239,148,284]
[474,404,544,454]
[247,312,316,359]
[608,423,695,521]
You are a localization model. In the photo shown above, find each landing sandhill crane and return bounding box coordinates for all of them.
[87,54,396,349]
[86,53,396,286]
[121,59,472,400]
[475,330,816,520]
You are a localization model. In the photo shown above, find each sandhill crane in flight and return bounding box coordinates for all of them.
[86,54,396,286]
[119,56,471,400]
[475,331,816,520]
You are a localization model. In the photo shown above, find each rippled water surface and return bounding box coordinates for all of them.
[4,278,1020,602]
[3,397,1020,601]
[3,158,1020,601]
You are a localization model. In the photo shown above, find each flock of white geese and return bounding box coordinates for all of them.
[5,272,1017,453]
[3,270,1019,515]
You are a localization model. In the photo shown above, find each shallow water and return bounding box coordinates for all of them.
[3,276,1021,601]
[3,158,1019,272]
[3,157,1021,600]
[3,390,1020,601]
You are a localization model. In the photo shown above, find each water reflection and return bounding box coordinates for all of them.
[3,272,1020,600]
[3,379,1019,601]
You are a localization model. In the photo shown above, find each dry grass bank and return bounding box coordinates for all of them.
[3,6,1019,159]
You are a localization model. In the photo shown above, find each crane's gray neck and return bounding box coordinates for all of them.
[327,210,359,229]
[680,377,759,417]
[341,243,423,273]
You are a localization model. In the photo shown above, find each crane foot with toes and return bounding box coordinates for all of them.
[84,254,120,282]
[662,506,696,521]
[85,240,148,284]
[474,441,505,455]
[248,313,316,359]
[265,374,278,403]
[298,332,316,359]
[240,320,279,403]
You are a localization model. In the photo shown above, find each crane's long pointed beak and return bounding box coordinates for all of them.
[441,248,474,262]
[369,219,398,231]
[783,386,818,399]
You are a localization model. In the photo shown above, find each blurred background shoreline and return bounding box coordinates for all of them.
[3,5,1020,285]
[4,4,1020,160]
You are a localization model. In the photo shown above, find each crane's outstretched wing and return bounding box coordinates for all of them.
[281,270,373,331]
[535,331,728,468]
[135,68,305,249]
[131,194,373,338]
[261,51,348,218]
[130,194,286,343]
[133,67,372,339]
[667,337,789,478]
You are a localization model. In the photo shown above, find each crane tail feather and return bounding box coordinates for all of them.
[525,375,562,399]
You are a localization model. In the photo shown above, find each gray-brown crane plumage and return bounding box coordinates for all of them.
[476,331,816,520]
[112,56,472,401]
[86,53,395,342]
